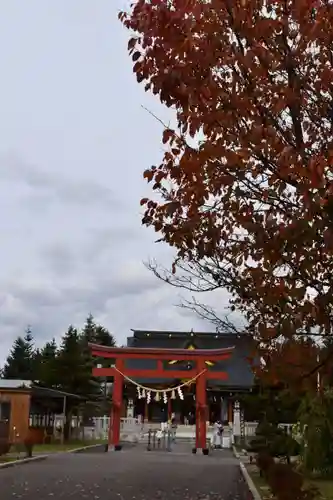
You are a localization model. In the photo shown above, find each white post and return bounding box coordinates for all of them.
[61,396,67,445]
[233,400,241,437]
[127,399,134,418]
[220,397,224,423]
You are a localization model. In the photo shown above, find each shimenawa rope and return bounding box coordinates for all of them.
[112,366,207,393]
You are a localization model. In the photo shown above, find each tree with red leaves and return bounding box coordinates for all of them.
[120,0,333,346]
[258,337,319,391]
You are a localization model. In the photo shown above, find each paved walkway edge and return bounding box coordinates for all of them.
[239,461,262,500]
[66,443,106,454]
[0,455,48,469]
[232,445,262,500]
[0,443,105,470]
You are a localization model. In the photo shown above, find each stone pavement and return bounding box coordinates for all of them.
[0,448,250,500]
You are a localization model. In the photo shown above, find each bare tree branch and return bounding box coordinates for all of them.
[145,256,243,294]
[177,296,246,334]
[145,257,249,334]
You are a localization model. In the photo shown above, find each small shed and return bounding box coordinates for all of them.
[0,380,83,444]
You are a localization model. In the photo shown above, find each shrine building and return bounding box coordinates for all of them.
[123,329,255,424]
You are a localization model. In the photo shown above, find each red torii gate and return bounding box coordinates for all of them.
[89,343,234,454]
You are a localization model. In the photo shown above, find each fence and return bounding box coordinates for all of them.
[243,422,293,438]
[79,418,294,445]
[82,417,144,441]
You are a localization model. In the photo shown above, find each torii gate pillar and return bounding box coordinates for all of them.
[109,358,123,450]
[196,359,207,451]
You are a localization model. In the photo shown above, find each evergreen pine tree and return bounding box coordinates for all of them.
[94,325,116,347]
[54,326,90,439]
[81,313,96,343]
[78,315,116,413]
[33,347,42,380]
[36,338,58,388]
[2,327,36,380]
[94,324,116,373]
[56,325,86,394]
[79,315,104,402]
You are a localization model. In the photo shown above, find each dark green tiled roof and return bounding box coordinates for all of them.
[126,330,255,388]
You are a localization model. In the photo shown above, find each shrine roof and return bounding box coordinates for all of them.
[127,330,254,350]
[131,329,248,338]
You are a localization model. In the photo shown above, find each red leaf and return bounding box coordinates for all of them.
[128,37,136,51]
[143,169,154,182]
[132,51,141,62]
[162,129,174,144]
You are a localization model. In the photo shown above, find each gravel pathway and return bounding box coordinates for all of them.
[0,448,250,500]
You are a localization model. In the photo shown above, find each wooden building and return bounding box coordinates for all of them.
[123,330,255,424]
[0,380,82,444]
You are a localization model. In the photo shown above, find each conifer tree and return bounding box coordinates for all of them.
[36,338,58,388]
[2,327,36,380]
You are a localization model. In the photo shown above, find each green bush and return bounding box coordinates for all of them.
[247,420,300,460]
[246,435,267,453]
[253,419,315,499]
[270,433,300,460]
[246,420,275,453]
[299,390,333,477]
[256,420,277,437]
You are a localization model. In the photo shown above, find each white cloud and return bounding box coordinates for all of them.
[0,0,234,365]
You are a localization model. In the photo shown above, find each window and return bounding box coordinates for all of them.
[0,402,11,421]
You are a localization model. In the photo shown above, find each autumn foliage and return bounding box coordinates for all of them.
[258,337,319,390]
[120,0,333,343]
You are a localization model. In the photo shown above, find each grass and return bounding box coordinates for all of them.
[311,480,333,500]
[33,439,106,453]
[5,439,106,459]
[0,456,17,464]
[0,439,107,464]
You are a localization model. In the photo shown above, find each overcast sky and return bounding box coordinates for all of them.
[0,0,234,364]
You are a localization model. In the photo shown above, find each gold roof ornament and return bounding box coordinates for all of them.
[169,343,214,367]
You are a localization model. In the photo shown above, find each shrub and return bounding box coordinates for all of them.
[267,462,318,500]
[268,462,302,498]
[298,389,333,477]
[246,435,267,453]
[256,421,277,438]
[285,434,301,457]
[256,450,274,478]
[246,420,275,453]
[270,433,301,462]
[0,439,11,457]
[248,420,300,461]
